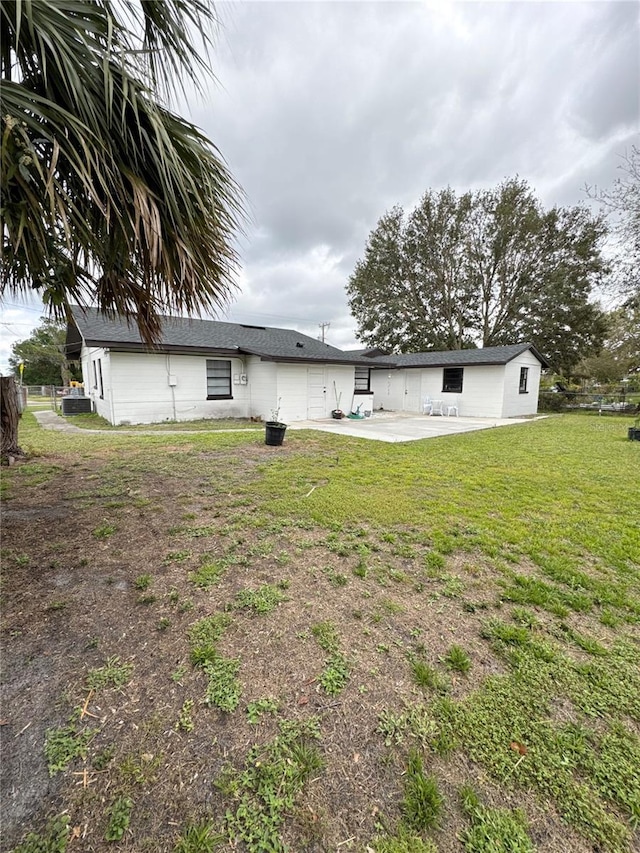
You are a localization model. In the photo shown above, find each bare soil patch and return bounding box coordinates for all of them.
[1,437,638,853]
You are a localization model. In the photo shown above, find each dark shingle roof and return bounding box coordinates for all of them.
[66,307,379,365]
[369,343,548,368]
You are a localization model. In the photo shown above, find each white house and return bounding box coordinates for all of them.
[65,308,376,425]
[65,309,548,425]
[361,345,548,419]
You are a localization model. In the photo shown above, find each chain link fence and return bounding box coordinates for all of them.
[23,384,87,412]
[538,390,639,414]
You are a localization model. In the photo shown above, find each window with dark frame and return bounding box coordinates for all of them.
[354,366,371,393]
[206,359,232,399]
[442,367,463,393]
[92,360,98,390]
[519,366,529,393]
[97,358,103,399]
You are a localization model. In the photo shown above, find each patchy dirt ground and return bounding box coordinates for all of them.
[1,433,637,853]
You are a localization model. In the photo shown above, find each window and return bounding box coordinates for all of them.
[519,367,529,393]
[93,359,103,398]
[442,367,463,393]
[354,366,371,393]
[206,359,232,399]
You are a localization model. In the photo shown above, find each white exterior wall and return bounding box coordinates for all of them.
[372,364,508,417]
[448,365,505,418]
[80,346,358,425]
[246,356,277,421]
[275,363,355,422]
[82,346,113,421]
[370,368,406,411]
[87,349,250,424]
[501,351,542,417]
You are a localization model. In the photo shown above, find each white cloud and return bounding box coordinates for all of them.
[2,1,638,371]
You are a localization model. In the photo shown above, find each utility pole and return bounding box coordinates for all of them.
[318,322,330,343]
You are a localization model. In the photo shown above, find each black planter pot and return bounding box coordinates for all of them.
[331,410,344,419]
[628,427,640,442]
[265,421,287,446]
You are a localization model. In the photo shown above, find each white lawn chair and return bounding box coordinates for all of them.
[445,398,459,416]
[422,397,433,415]
[431,399,444,416]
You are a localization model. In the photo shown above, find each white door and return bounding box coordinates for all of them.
[307,367,326,419]
[403,370,421,412]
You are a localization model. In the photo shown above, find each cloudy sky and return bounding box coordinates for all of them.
[1,0,638,372]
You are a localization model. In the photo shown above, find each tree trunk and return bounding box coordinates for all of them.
[1,376,24,461]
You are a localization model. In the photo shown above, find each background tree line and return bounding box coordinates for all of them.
[347,178,616,378]
[7,319,79,387]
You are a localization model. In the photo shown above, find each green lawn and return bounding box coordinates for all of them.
[2,413,639,853]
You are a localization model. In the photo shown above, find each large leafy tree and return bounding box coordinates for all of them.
[0,0,244,458]
[8,318,77,386]
[347,179,608,376]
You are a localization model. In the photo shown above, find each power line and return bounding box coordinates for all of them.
[0,302,46,314]
[1,324,25,338]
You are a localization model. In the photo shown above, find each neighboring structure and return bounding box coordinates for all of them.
[65,308,377,425]
[362,345,548,419]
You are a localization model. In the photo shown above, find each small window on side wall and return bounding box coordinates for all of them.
[206,359,232,399]
[354,366,371,393]
[519,367,529,393]
[442,367,463,393]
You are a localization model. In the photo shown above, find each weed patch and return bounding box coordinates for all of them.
[444,644,472,674]
[174,821,224,853]
[188,614,231,666]
[86,656,134,690]
[410,658,449,694]
[12,814,70,853]
[44,725,95,776]
[188,558,227,588]
[246,697,279,723]
[311,620,340,653]
[460,786,533,853]
[216,717,323,852]
[234,583,286,614]
[203,657,242,712]
[319,652,349,695]
[104,795,133,841]
[401,750,443,832]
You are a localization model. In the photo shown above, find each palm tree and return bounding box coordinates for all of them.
[0,0,244,458]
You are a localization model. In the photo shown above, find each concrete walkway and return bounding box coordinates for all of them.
[32,408,540,443]
[31,410,262,436]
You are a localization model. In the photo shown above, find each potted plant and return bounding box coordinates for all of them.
[331,382,344,419]
[265,399,287,446]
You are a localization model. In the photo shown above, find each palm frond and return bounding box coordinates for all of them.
[1,0,244,343]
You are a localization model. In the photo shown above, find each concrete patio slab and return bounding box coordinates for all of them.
[289,411,542,443]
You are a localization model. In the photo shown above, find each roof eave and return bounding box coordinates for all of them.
[81,340,241,358]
